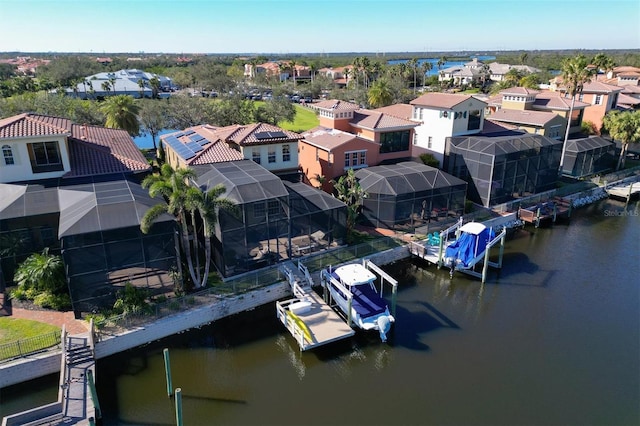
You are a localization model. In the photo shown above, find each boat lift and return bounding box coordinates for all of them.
[410,218,507,283]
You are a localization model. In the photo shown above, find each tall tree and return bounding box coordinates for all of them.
[141,165,200,288]
[421,61,433,87]
[559,55,593,171]
[186,184,235,288]
[138,99,169,151]
[591,53,615,75]
[408,58,418,94]
[367,78,394,108]
[99,94,140,136]
[331,168,367,243]
[437,56,447,70]
[603,110,640,170]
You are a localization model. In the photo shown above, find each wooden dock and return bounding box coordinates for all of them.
[518,197,571,228]
[276,261,355,351]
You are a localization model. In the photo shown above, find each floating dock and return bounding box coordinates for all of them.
[276,261,355,351]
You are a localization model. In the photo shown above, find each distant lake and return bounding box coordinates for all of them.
[134,129,176,150]
[388,56,496,76]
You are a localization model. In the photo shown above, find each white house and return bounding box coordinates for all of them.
[409,93,487,165]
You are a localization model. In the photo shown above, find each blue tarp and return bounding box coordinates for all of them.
[445,227,495,268]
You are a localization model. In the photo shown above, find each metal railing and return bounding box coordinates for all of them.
[0,330,61,362]
[92,237,401,335]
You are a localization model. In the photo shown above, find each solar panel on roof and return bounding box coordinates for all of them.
[184,130,196,136]
[185,142,203,152]
[269,131,286,138]
[255,132,271,140]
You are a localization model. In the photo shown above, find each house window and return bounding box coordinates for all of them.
[594,95,602,105]
[2,145,14,165]
[428,136,433,149]
[268,147,276,163]
[359,151,366,165]
[27,141,63,173]
[345,152,350,167]
[467,110,481,131]
[578,93,584,102]
[413,133,418,145]
[282,144,291,162]
[316,148,320,162]
[379,130,410,153]
[252,149,261,164]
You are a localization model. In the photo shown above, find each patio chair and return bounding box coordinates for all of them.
[310,230,329,248]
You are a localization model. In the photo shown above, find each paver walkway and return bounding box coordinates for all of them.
[7,305,89,335]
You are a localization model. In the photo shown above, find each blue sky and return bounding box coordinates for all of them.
[0,0,638,53]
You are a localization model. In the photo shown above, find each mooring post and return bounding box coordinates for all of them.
[163,348,173,397]
[482,243,491,283]
[498,233,506,268]
[628,183,634,203]
[552,203,557,222]
[175,387,183,426]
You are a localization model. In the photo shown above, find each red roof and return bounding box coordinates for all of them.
[410,93,484,109]
[0,113,71,138]
[351,109,417,130]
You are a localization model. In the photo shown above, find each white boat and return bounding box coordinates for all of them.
[321,263,395,342]
[606,182,640,201]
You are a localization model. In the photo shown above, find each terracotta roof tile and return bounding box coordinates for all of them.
[533,91,590,110]
[313,99,360,111]
[301,126,367,151]
[488,109,561,127]
[617,93,640,106]
[499,87,540,96]
[374,104,414,120]
[0,113,71,138]
[410,93,485,109]
[351,109,417,130]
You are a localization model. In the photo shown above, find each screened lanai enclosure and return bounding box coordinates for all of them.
[194,161,347,278]
[561,136,615,178]
[355,162,467,230]
[444,133,562,207]
[1,176,176,316]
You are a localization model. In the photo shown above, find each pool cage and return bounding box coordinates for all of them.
[444,133,562,207]
[354,162,467,230]
[561,136,615,178]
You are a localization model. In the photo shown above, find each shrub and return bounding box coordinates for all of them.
[419,153,440,168]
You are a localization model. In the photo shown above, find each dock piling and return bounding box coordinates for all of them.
[175,387,183,426]
[163,348,173,398]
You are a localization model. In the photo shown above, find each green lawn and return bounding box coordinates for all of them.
[253,102,319,132]
[279,104,319,132]
[0,317,60,344]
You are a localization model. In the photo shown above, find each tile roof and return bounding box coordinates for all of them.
[313,99,360,111]
[613,66,640,74]
[533,91,589,110]
[622,85,640,94]
[302,126,376,151]
[163,123,300,165]
[351,109,417,130]
[499,87,540,96]
[66,124,150,177]
[581,81,624,94]
[0,113,149,178]
[0,113,71,138]
[617,93,640,106]
[410,93,485,109]
[488,109,561,127]
[374,104,414,120]
[482,119,521,134]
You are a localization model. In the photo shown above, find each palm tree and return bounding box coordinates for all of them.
[559,55,593,172]
[149,77,161,99]
[368,78,394,108]
[591,53,615,75]
[421,61,433,87]
[186,184,235,288]
[289,59,297,86]
[109,75,117,95]
[437,56,447,70]
[408,58,418,94]
[360,56,371,89]
[603,110,640,170]
[331,169,367,243]
[141,165,200,288]
[101,80,111,96]
[520,52,528,65]
[100,94,141,136]
[137,79,146,98]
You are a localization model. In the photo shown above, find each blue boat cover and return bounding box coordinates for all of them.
[445,227,495,268]
[331,272,387,318]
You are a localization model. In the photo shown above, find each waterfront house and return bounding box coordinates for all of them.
[0,113,176,316]
[443,132,562,207]
[549,78,622,133]
[409,93,487,166]
[301,100,418,190]
[161,122,302,181]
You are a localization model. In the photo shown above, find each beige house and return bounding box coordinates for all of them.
[487,109,566,139]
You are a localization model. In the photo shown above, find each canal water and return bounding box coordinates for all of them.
[2,198,639,425]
